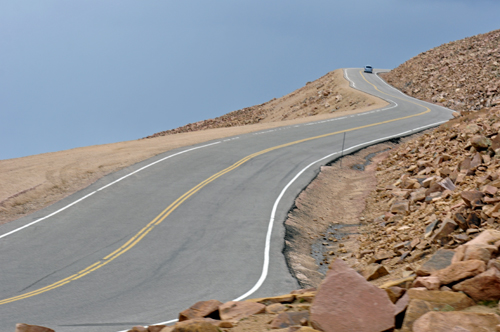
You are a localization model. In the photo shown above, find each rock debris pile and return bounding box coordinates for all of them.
[382,29,500,113]
[356,105,500,278]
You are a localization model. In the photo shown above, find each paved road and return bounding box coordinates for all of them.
[0,69,453,331]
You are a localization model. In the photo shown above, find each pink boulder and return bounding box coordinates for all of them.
[310,259,395,332]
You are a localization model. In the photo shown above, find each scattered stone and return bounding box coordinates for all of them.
[361,263,390,281]
[412,311,500,332]
[453,267,500,301]
[431,260,486,285]
[270,312,310,329]
[406,289,475,310]
[391,200,410,214]
[431,220,458,245]
[248,294,295,304]
[295,292,316,303]
[385,286,406,304]
[401,299,454,332]
[394,292,410,316]
[461,191,484,208]
[218,301,265,323]
[413,276,440,290]
[379,276,416,289]
[172,320,219,332]
[178,300,222,321]
[467,230,500,247]
[463,244,493,263]
[265,303,287,314]
[416,249,455,276]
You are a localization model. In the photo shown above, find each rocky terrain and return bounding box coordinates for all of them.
[382,29,500,113]
[144,70,377,138]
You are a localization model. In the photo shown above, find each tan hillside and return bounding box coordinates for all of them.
[145,70,378,138]
[0,69,385,224]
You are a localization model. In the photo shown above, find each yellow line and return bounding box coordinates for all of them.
[0,70,432,305]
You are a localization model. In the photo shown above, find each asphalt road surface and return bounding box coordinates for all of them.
[0,69,454,332]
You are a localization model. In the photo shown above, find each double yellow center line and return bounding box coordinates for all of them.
[0,70,431,305]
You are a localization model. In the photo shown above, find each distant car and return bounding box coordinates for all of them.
[364,65,373,73]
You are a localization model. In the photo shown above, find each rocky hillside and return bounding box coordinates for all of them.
[145,70,378,138]
[382,29,500,112]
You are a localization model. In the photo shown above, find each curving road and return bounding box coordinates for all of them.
[0,69,453,331]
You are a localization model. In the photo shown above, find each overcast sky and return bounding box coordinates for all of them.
[1,1,499,160]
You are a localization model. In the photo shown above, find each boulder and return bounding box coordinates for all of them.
[412,311,500,332]
[310,259,395,332]
[452,267,500,301]
[218,301,265,323]
[431,260,486,285]
[178,300,222,321]
[15,324,54,332]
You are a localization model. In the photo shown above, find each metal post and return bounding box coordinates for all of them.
[340,132,346,168]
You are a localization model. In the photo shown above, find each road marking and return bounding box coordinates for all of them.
[0,142,221,240]
[0,94,433,306]
[147,117,450,330]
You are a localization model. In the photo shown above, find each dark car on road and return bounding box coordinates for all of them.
[364,65,373,73]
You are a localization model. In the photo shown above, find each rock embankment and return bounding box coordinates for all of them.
[17,230,500,332]
[354,105,500,281]
[382,29,500,113]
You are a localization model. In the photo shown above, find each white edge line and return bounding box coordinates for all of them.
[374,71,456,114]
[146,119,449,329]
[0,141,221,240]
